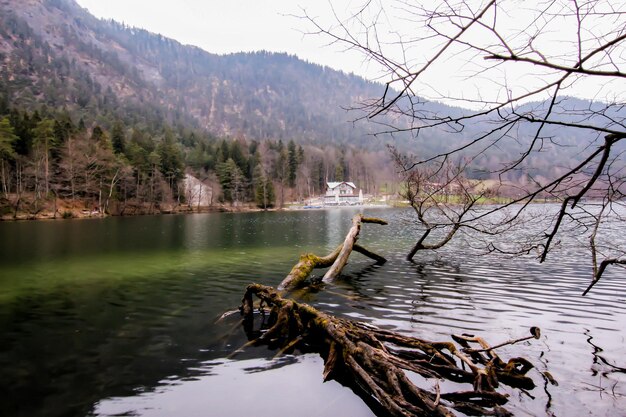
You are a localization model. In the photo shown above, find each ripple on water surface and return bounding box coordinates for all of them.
[0,207,625,417]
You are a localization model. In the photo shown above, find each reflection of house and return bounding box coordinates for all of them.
[324,181,363,205]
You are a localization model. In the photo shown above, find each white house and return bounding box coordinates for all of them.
[324,181,363,205]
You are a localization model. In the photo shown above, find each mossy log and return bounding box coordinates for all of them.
[240,283,540,417]
[277,214,388,290]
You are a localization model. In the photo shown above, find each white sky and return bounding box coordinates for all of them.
[74,0,625,105]
[74,0,377,78]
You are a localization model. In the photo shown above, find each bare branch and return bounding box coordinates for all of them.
[308,0,626,294]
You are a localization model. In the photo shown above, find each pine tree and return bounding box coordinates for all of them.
[287,140,298,187]
[111,120,126,155]
[217,158,245,205]
[157,129,184,199]
[229,140,247,175]
[91,125,106,143]
[334,164,344,182]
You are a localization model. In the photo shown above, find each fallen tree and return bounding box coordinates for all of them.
[233,214,542,416]
[240,283,540,417]
[278,213,388,290]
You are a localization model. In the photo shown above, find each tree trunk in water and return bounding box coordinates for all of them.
[407,228,430,261]
[239,284,540,417]
[234,212,542,417]
[278,245,343,291]
[277,214,387,290]
[407,223,461,261]
[323,215,386,281]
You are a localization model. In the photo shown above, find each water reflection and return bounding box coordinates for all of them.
[584,329,626,376]
[92,355,375,417]
[0,207,625,417]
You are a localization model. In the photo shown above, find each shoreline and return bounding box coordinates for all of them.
[0,205,268,222]
[2,195,570,222]
[0,202,395,222]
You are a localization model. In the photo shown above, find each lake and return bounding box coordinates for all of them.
[0,207,625,417]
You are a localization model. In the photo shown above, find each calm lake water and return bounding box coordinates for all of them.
[0,207,625,417]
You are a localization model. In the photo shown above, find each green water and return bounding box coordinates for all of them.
[1,207,625,417]
[0,211,346,302]
[0,209,383,417]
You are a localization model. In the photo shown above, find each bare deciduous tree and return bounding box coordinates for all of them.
[393,149,488,260]
[306,0,626,292]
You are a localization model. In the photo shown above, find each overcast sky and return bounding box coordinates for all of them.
[74,0,375,78]
[74,0,624,105]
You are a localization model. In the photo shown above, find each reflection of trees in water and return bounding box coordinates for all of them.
[285,253,477,332]
[584,329,626,376]
[332,264,388,297]
[406,260,478,329]
[581,329,626,402]
[535,333,557,415]
[0,272,280,417]
[275,264,390,320]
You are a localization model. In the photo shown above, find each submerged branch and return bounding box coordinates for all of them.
[277,214,387,290]
[239,283,540,417]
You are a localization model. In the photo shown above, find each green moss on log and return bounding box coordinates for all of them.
[278,214,387,290]
[239,284,539,417]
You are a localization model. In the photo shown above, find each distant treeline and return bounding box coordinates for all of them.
[0,106,396,216]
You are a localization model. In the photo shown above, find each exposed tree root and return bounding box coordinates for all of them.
[239,283,540,417]
[277,214,388,290]
[237,215,541,416]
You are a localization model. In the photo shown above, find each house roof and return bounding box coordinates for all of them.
[327,181,356,189]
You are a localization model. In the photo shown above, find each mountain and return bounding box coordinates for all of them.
[0,0,388,145]
[0,0,619,192]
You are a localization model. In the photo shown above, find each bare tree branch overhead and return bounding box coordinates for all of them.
[307,0,626,292]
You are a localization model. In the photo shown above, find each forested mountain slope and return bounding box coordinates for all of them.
[0,0,617,219]
[0,0,388,145]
